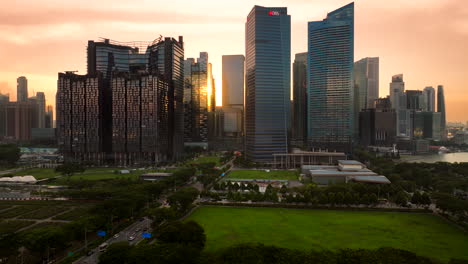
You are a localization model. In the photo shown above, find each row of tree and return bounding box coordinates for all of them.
[0,168,197,263]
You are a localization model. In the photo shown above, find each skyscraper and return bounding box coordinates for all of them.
[307,2,354,151]
[57,36,184,164]
[45,105,53,128]
[389,74,404,109]
[437,85,446,139]
[222,55,245,139]
[57,72,103,162]
[423,86,435,112]
[222,55,245,108]
[184,52,212,145]
[17,76,28,102]
[354,57,379,110]
[35,92,46,128]
[292,52,307,142]
[245,5,291,162]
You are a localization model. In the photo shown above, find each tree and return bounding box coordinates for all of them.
[99,242,132,264]
[0,233,21,260]
[157,221,206,250]
[0,144,20,167]
[420,193,431,205]
[335,192,345,205]
[55,162,85,180]
[411,192,422,204]
[369,193,378,205]
[394,191,408,206]
[22,226,69,255]
[360,194,370,205]
[167,187,199,212]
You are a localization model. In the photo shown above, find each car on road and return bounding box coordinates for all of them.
[87,250,94,256]
[113,234,120,239]
[135,228,141,232]
[99,243,108,252]
[139,218,145,222]
[128,236,135,241]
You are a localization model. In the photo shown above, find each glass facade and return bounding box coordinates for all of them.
[307,3,354,151]
[57,72,104,163]
[57,36,184,164]
[184,52,214,144]
[16,76,28,103]
[292,52,307,142]
[245,5,291,162]
[354,57,379,110]
[423,86,435,112]
[437,85,446,139]
[222,55,245,107]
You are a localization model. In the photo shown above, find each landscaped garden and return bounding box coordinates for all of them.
[187,206,468,262]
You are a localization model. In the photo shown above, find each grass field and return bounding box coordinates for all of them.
[0,220,35,233]
[190,156,221,166]
[226,170,298,180]
[14,168,60,179]
[187,206,468,262]
[19,206,67,220]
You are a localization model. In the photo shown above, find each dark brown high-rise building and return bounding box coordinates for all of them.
[4,101,38,141]
[56,72,104,162]
[57,36,184,164]
[359,97,396,146]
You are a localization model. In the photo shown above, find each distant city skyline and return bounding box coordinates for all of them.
[0,0,467,122]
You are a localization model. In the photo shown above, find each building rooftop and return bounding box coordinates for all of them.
[338,160,364,165]
[349,176,391,184]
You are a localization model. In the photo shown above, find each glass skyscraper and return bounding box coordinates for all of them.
[354,57,379,110]
[245,5,291,162]
[437,85,446,139]
[292,52,307,143]
[307,2,354,151]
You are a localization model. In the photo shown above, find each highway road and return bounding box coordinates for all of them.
[73,217,152,264]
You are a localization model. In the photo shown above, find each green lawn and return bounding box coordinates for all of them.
[186,206,468,262]
[190,156,221,166]
[14,168,60,179]
[226,170,298,180]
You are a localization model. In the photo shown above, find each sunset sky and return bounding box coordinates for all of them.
[0,0,466,122]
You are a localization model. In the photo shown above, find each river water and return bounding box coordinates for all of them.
[401,152,468,163]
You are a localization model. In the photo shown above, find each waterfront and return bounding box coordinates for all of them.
[401,152,468,163]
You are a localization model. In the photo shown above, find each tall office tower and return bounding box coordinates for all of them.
[0,94,9,137]
[389,74,411,137]
[45,105,53,128]
[147,36,185,160]
[87,39,149,77]
[111,73,169,165]
[359,97,396,146]
[354,57,379,110]
[83,36,185,161]
[186,53,210,144]
[437,85,446,139]
[413,112,441,140]
[208,63,216,112]
[292,52,307,142]
[389,74,405,109]
[406,90,423,110]
[17,76,28,102]
[183,58,195,141]
[222,55,245,108]
[245,5,291,162]
[35,92,46,128]
[307,3,354,152]
[4,102,37,141]
[56,72,104,163]
[222,55,245,139]
[423,86,435,112]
